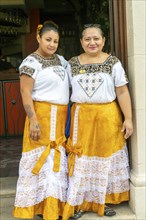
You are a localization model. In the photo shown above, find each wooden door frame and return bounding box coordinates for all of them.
[109,0,128,73]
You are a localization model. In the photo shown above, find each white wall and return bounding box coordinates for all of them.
[126,0,146,219]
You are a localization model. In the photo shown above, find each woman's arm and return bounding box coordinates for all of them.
[20,74,40,140]
[116,85,133,139]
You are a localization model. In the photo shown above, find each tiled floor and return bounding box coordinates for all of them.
[0,137,22,177]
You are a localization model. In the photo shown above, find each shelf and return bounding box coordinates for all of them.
[0,0,25,6]
[0,8,29,47]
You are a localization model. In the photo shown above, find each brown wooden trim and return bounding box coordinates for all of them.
[109,0,115,55]
[110,0,128,72]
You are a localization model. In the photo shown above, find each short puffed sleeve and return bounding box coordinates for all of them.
[112,60,129,87]
[19,56,39,79]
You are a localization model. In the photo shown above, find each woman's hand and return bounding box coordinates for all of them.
[29,120,41,141]
[121,118,133,139]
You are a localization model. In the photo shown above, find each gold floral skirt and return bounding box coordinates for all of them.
[13,101,68,220]
[63,101,130,219]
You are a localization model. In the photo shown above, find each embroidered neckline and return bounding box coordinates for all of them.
[32,52,55,60]
[29,53,62,68]
[76,54,112,67]
[69,55,119,76]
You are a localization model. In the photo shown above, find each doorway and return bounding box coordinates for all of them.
[0,0,128,178]
[24,0,127,67]
[39,0,110,60]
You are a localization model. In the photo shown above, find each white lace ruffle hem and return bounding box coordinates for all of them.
[67,144,130,205]
[14,146,68,207]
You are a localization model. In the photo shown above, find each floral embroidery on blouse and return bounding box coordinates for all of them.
[19,65,35,76]
[69,55,128,98]
[30,53,62,69]
[69,55,119,76]
[19,53,62,77]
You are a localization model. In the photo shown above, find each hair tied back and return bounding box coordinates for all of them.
[37,24,43,35]
[44,20,59,30]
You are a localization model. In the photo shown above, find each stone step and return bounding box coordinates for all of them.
[0,177,136,220]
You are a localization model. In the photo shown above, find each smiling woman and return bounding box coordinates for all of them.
[36,21,60,58]
[62,24,133,219]
[79,24,106,62]
[13,20,70,220]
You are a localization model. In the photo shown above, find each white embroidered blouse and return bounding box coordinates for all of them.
[19,53,70,105]
[68,55,129,103]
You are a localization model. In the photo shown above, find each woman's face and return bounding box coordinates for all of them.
[37,30,59,57]
[80,27,105,55]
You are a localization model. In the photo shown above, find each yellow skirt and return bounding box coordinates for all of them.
[63,101,130,219]
[13,101,68,220]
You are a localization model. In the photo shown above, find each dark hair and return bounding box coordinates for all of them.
[81,24,105,38]
[37,20,59,37]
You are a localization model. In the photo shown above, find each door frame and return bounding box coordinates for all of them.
[109,0,128,72]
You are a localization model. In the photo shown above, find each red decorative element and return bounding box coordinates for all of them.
[2,80,26,136]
